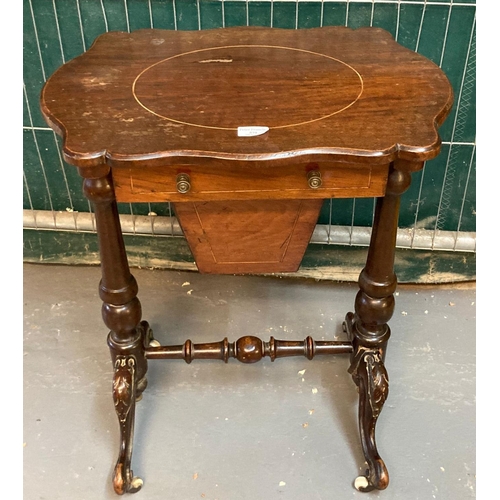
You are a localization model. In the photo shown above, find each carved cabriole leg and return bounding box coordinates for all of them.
[80,165,149,495]
[112,354,142,494]
[345,159,418,492]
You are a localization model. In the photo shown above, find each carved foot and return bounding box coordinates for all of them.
[349,345,389,492]
[113,464,143,495]
[112,355,143,495]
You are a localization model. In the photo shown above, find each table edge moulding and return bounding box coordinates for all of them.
[39,26,453,495]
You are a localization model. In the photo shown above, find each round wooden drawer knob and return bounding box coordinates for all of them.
[176,173,191,193]
[307,170,322,189]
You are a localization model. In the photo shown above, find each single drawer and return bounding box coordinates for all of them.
[113,161,389,202]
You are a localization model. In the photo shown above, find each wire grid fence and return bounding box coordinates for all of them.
[23,0,476,253]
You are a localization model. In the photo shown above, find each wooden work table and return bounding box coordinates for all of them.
[41,26,453,495]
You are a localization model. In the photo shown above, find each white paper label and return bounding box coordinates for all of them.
[237,126,269,137]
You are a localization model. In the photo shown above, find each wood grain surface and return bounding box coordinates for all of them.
[40,26,453,169]
[173,199,323,274]
[112,160,389,202]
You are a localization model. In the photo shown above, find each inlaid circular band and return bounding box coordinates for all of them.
[132,45,364,131]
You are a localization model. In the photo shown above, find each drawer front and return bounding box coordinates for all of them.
[113,161,388,202]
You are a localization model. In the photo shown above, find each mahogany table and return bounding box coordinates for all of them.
[40,26,453,495]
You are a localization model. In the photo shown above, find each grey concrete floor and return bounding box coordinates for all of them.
[23,263,476,500]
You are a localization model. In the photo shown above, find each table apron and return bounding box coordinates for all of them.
[112,161,389,203]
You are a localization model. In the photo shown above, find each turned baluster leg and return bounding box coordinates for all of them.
[81,165,152,495]
[344,159,417,492]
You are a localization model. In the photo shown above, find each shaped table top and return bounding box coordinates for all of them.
[40,26,453,169]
